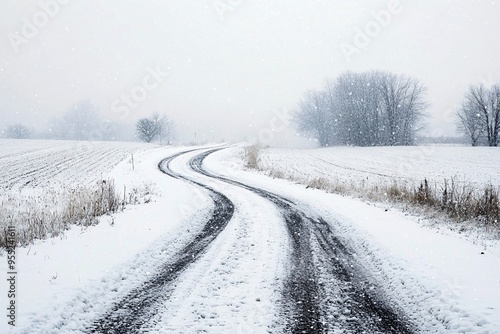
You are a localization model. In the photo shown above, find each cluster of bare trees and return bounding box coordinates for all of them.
[3,100,107,140]
[3,100,176,144]
[293,71,429,146]
[4,124,31,139]
[136,113,174,144]
[456,84,500,146]
[49,100,120,141]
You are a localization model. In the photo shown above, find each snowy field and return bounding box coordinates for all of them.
[208,146,500,333]
[0,139,151,192]
[255,145,500,189]
[0,139,158,247]
[0,144,215,333]
[0,142,499,333]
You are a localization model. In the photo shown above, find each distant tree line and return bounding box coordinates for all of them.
[4,123,31,139]
[2,100,125,141]
[292,71,429,147]
[456,84,500,147]
[2,99,175,144]
[48,100,118,141]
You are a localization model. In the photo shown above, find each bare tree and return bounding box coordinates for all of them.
[46,100,125,141]
[331,71,383,146]
[62,100,101,140]
[136,118,157,143]
[491,84,500,146]
[377,72,428,146]
[151,113,175,145]
[6,123,30,139]
[461,84,500,146]
[294,71,428,147]
[136,113,175,144]
[48,100,101,140]
[292,90,333,146]
[456,100,484,146]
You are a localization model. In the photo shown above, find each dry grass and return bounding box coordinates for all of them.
[0,180,155,249]
[245,144,261,169]
[321,177,499,227]
[244,149,499,230]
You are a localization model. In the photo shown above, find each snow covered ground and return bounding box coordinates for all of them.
[0,139,152,192]
[0,145,214,333]
[1,142,499,333]
[0,144,288,333]
[206,146,500,333]
[255,145,500,189]
[0,139,160,248]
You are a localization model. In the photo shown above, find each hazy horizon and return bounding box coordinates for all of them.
[1,0,499,145]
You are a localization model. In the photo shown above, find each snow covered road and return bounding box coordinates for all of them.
[188,148,413,333]
[91,148,289,333]
[90,147,414,333]
[206,147,500,333]
[4,145,499,333]
[91,150,235,332]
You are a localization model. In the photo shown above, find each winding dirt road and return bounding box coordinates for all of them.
[90,147,414,333]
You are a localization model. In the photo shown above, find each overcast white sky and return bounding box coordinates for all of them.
[1,0,499,144]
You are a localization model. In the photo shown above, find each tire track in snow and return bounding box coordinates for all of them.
[195,148,415,333]
[90,147,415,333]
[89,150,234,333]
[191,150,322,332]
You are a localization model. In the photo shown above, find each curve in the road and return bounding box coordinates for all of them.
[89,150,234,333]
[192,148,415,334]
[90,147,415,334]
